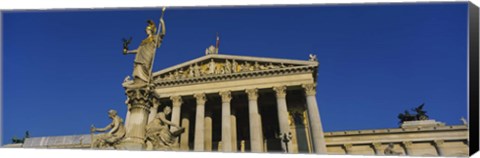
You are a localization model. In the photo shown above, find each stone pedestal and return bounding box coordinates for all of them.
[120,87,152,150]
[401,120,445,129]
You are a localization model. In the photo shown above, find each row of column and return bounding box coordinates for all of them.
[147,83,326,153]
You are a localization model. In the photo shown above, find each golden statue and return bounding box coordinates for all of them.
[122,8,167,88]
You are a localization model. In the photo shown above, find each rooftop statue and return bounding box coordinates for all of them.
[122,8,167,88]
[309,54,317,61]
[11,131,29,144]
[397,103,429,124]
[413,103,429,120]
[90,109,126,149]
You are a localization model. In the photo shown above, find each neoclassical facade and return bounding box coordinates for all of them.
[127,53,327,153]
[5,53,469,156]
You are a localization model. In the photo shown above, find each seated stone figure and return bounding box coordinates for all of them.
[145,106,184,150]
[91,109,126,149]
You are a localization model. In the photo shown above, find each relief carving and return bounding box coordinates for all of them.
[157,58,303,81]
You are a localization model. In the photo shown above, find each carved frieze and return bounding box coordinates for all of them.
[157,59,299,81]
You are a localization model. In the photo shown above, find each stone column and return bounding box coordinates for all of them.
[220,91,232,152]
[180,114,190,151]
[372,142,383,155]
[147,98,160,123]
[402,141,412,155]
[343,144,353,154]
[246,88,263,152]
[170,96,183,132]
[194,93,207,151]
[273,85,293,153]
[302,83,328,154]
[204,111,213,151]
[122,87,152,150]
[256,115,267,152]
[433,140,445,156]
[231,110,237,152]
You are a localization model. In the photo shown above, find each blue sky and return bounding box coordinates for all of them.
[2,3,469,145]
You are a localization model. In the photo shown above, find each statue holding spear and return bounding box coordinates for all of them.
[122,7,167,88]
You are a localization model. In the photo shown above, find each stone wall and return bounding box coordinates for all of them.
[3,125,469,157]
[324,125,469,157]
[20,134,93,149]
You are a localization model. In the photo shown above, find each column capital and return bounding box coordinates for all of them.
[219,91,232,103]
[194,93,207,105]
[245,88,258,101]
[170,95,183,107]
[125,87,152,110]
[273,85,287,98]
[302,83,317,96]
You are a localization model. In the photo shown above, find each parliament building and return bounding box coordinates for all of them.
[4,52,469,157]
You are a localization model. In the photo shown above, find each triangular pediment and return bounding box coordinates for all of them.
[152,54,318,82]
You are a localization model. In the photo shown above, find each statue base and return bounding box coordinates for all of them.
[118,137,146,150]
[401,120,445,129]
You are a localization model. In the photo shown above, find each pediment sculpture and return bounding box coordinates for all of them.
[157,59,299,81]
